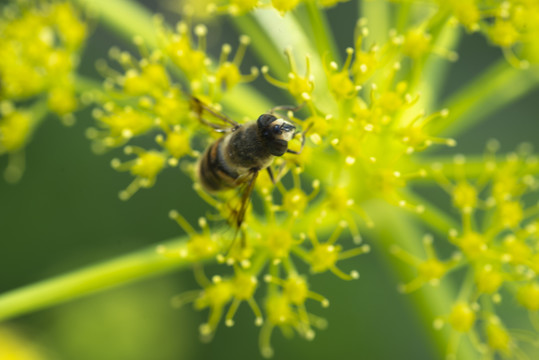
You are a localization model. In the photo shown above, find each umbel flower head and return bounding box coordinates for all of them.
[1,0,539,359]
[83,0,539,357]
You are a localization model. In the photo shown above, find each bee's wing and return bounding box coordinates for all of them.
[190,97,240,133]
[233,170,259,228]
[226,170,259,252]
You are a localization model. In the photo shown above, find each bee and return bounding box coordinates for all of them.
[191,97,306,236]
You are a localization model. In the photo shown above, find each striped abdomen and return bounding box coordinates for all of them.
[198,137,240,192]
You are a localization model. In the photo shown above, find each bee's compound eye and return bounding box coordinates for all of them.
[272,124,281,133]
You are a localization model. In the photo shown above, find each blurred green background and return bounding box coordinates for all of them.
[1,1,538,359]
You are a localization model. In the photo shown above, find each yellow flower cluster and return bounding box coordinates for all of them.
[443,0,539,67]
[1,0,539,358]
[159,204,369,356]
[395,142,539,358]
[1,0,530,357]
[180,0,350,17]
[99,12,463,355]
[0,0,87,182]
[88,2,473,353]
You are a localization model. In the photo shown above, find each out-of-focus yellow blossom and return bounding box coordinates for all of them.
[438,0,539,67]
[0,1,86,107]
[0,0,87,181]
[0,104,32,154]
[0,327,48,360]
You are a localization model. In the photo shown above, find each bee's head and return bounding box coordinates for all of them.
[257,114,296,156]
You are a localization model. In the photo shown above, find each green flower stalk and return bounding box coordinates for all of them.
[1,0,539,359]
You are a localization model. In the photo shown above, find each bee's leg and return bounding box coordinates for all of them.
[286,123,313,155]
[190,96,240,132]
[235,170,259,228]
[266,167,275,184]
[267,165,289,185]
[226,170,259,255]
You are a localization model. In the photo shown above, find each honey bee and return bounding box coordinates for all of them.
[191,97,306,235]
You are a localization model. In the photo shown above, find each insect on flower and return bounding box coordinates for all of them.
[191,97,308,249]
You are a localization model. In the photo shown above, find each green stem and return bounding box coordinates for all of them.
[74,75,103,94]
[303,0,340,64]
[435,60,539,137]
[250,10,319,66]
[419,25,461,112]
[248,9,332,110]
[395,2,411,33]
[400,190,459,235]
[230,14,289,80]
[74,0,157,47]
[0,235,203,321]
[222,83,273,118]
[360,0,391,46]
[412,154,539,180]
[407,8,458,112]
[364,200,476,360]
[29,98,49,130]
